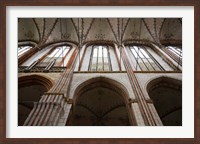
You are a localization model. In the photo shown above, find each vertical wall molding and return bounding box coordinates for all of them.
[23,46,79,126]
[120,45,160,126]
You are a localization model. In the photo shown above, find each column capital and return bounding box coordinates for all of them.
[67,98,73,104]
[118,44,123,48]
[145,99,154,104]
[128,98,138,104]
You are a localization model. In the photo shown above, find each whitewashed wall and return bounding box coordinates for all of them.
[80,45,92,71]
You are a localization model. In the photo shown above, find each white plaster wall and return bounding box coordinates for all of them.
[74,45,86,71]
[68,73,135,99]
[146,47,173,71]
[115,44,125,71]
[18,72,61,84]
[126,47,141,71]
[109,46,119,71]
[63,46,76,66]
[80,46,92,71]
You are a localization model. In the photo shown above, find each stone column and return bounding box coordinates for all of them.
[152,44,182,71]
[23,47,79,126]
[120,44,160,126]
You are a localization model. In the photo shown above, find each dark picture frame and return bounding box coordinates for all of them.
[0,0,199,143]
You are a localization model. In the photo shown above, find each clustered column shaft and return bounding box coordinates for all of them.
[120,45,159,126]
[23,47,79,126]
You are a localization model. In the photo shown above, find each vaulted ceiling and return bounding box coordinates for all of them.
[18,18,182,47]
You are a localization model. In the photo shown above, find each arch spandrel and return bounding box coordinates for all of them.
[68,73,135,100]
[67,76,137,126]
[134,73,182,100]
[18,74,54,90]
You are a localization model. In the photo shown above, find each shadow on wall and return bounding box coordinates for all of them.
[66,76,135,126]
[18,75,53,126]
[147,76,182,126]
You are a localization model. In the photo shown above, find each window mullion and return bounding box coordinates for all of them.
[176,49,182,68]
[164,46,182,67]
[40,47,57,66]
[18,48,25,55]
[18,46,32,57]
[107,46,112,71]
[89,46,94,71]
[170,47,181,57]
[145,47,165,71]
[96,47,99,71]
[102,46,104,71]
[89,45,111,72]
[18,47,28,55]
[57,47,64,58]
[141,46,156,71]
[134,47,149,71]
[131,47,142,71]
[18,47,25,54]
[50,48,60,61]
[138,47,152,71]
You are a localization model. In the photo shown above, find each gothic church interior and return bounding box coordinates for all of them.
[18,18,182,126]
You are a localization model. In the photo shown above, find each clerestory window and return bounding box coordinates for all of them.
[89,45,111,71]
[130,45,164,71]
[37,45,70,67]
[18,45,33,57]
[164,46,182,66]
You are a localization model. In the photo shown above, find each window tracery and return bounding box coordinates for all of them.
[89,45,111,71]
[164,46,182,67]
[129,45,164,71]
[18,45,33,57]
[37,45,70,67]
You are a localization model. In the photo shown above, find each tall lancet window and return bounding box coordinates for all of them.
[37,45,70,67]
[18,45,33,57]
[89,45,111,71]
[164,46,182,66]
[130,45,164,71]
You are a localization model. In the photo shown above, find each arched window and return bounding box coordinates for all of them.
[37,45,70,67]
[163,46,182,67]
[18,45,33,58]
[129,45,164,71]
[89,45,111,71]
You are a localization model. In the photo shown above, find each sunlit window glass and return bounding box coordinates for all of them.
[164,46,182,67]
[90,45,111,71]
[37,45,70,67]
[18,46,33,57]
[130,46,163,71]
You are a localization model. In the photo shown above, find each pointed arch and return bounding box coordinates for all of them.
[147,76,182,126]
